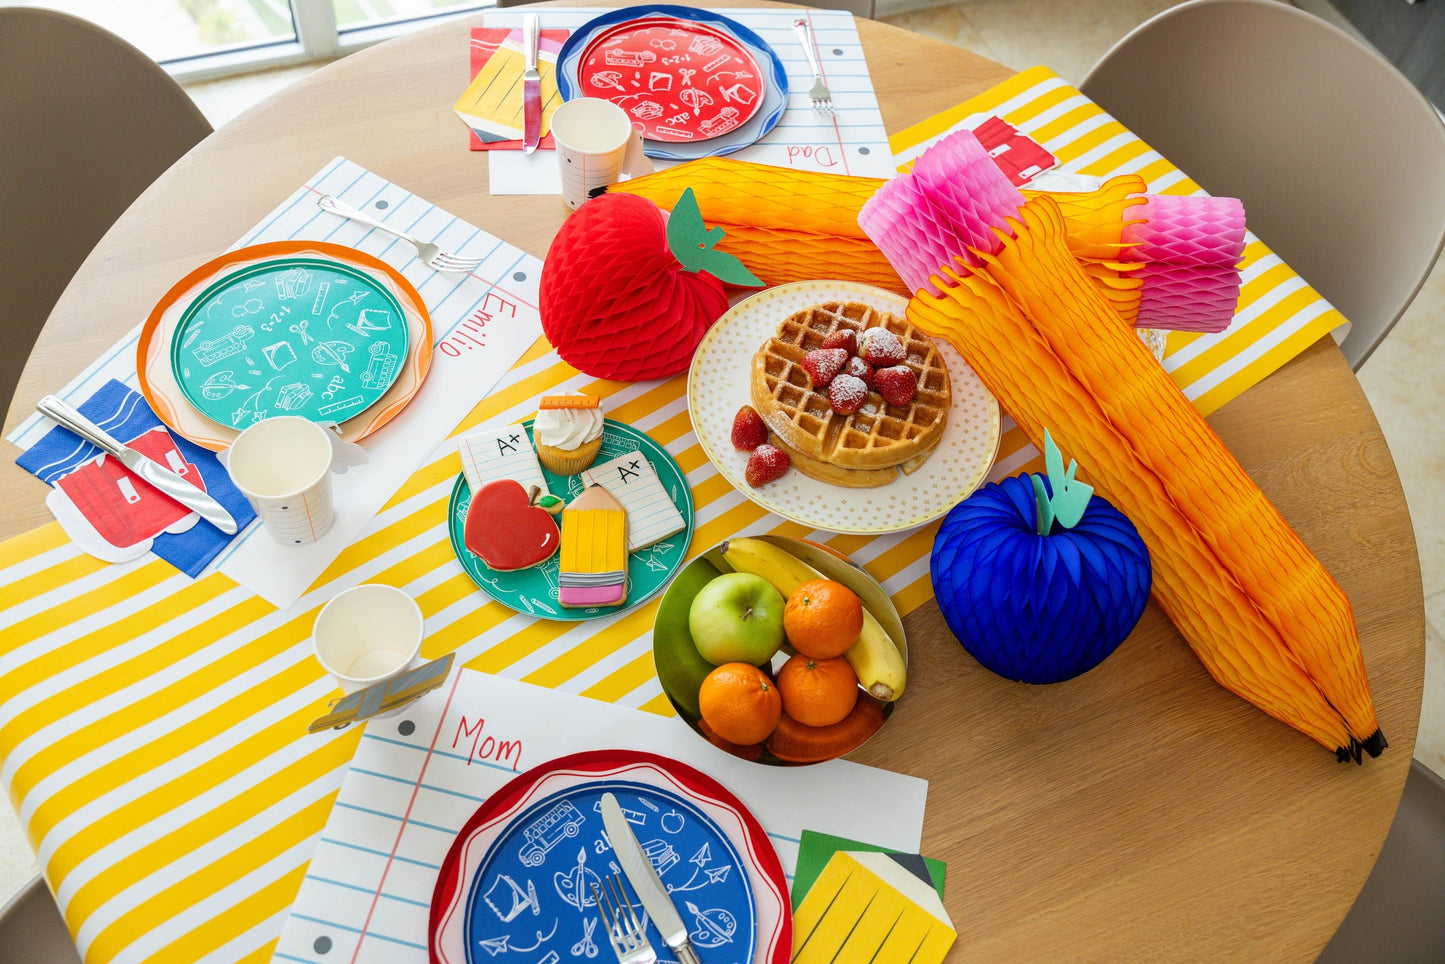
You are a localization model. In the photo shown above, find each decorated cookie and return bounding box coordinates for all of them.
[534,395,605,476]
[558,484,629,608]
[464,480,561,571]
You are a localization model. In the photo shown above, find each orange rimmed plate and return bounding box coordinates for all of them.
[137,240,433,451]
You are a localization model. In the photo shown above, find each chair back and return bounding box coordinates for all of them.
[0,8,211,419]
[1081,0,1445,369]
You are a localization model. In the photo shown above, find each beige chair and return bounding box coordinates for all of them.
[1081,0,1445,370]
[0,877,81,964]
[1318,760,1445,962]
[0,8,212,421]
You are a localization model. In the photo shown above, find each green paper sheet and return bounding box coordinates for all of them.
[792,829,946,907]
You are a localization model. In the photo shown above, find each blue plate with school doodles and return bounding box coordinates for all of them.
[429,750,793,964]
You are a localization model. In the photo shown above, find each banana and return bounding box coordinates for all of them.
[720,537,908,701]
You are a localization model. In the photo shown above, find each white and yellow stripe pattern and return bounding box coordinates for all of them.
[0,69,1344,963]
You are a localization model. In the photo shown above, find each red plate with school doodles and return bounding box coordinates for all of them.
[577,17,765,143]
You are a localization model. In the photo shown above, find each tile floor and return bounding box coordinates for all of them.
[4,0,1441,914]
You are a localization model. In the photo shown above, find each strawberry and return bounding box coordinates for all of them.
[875,365,918,407]
[821,329,857,354]
[828,374,868,415]
[745,444,790,487]
[844,355,876,392]
[858,327,907,367]
[801,348,847,388]
[731,405,768,451]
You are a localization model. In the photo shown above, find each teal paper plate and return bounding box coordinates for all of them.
[170,256,411,429]
[448,419,694,621]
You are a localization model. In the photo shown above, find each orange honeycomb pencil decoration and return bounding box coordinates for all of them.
[558,485,629,609]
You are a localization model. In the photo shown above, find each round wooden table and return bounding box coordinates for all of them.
[0,4,1425,961]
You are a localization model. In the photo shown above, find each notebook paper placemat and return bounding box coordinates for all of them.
[484,8,896,194]
[7,158,544,610]
[271,668,926,962]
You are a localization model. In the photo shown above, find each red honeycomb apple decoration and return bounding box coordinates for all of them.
[539,187,762,381]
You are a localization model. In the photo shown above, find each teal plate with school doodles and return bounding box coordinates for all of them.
[169,257,411,429]
[448,419,694,621]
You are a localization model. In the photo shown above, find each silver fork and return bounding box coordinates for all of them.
[593,875,657,964]
[794,17,834,115]
[315,195,486,273]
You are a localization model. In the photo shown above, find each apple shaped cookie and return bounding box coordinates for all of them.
[464,480,561,572]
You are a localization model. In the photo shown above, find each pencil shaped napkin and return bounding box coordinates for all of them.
[457,424,547,493]
[792,850,956,963]
[580,450,685,551]
[558,484,628,608]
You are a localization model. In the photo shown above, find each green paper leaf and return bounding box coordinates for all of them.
[666,187,764,287]
[1042,428,1093,531]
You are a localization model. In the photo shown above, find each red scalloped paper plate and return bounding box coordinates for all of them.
[577,17,765,142]
[429,749,791,964]
[136,240,433,452]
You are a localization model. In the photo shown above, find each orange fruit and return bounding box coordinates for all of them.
[698,662,782,745]
[783,579,864,658]
[777,654,859,726]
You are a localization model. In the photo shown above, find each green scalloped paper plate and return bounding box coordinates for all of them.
[447,419,694,621]
[170,256,411,429]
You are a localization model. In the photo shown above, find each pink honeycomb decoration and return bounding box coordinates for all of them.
[859,129,1025,295]
[1136,264,1241,333]
[1122,194,1247,266]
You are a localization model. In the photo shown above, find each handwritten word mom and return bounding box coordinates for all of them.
[452,716,523,771]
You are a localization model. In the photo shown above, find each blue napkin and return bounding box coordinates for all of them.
[18,379,255,577]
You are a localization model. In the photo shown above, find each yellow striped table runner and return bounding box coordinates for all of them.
[0,69,1346,964]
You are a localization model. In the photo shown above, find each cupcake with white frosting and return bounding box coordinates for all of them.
[534,395,604,476]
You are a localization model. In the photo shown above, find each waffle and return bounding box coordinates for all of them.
[768,432,942,489]
[750,301,951,484]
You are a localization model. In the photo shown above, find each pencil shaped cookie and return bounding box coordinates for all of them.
[558,484,629,608]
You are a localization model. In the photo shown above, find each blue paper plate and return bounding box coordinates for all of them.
[557,5,789,160]
[464,780,757,963]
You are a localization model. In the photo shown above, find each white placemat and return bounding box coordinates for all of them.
[8,157,545,611]
[484,7,896,194]
[271,668,927,963]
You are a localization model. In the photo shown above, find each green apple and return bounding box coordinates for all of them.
[688,572,786,666]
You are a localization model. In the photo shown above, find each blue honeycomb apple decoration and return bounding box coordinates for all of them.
[931,430,1152,684]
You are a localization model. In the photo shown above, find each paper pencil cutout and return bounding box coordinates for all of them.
[791,830,946,908]
[907,196,1382,759]
[792,851,956,964]
[558,484,628,608]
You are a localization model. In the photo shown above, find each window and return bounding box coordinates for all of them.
[3,0,493,81]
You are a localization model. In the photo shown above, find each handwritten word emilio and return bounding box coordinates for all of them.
[438,293,520,358]
[787,145,839,168]
[453,716,523,771]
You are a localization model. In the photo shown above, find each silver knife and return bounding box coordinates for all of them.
[521,13,542,155]
[601,793,701,964]
[36,394,239,535]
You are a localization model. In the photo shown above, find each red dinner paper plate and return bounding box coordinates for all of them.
[429,749,791,964]
[577,17,764,143]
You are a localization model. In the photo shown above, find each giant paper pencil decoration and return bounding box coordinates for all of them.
[1136,263,1242,332]
[908,259,1358,756]
[976,197,1381,755]
[710,224,910,297]
[608,157,884,238]
[558,484,628,609]
[1121,193,1247,265]
[1024,174,1148,260]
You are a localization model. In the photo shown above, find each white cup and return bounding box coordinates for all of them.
[225,416,336,545]
[312,584,425,694]
[550,97,654,210]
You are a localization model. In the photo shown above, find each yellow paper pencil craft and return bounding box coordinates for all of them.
[558,484,629,608]
[793,851,956,964]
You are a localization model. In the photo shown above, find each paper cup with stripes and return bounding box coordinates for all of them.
[225,416,337,545]
[550,97,654,210]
